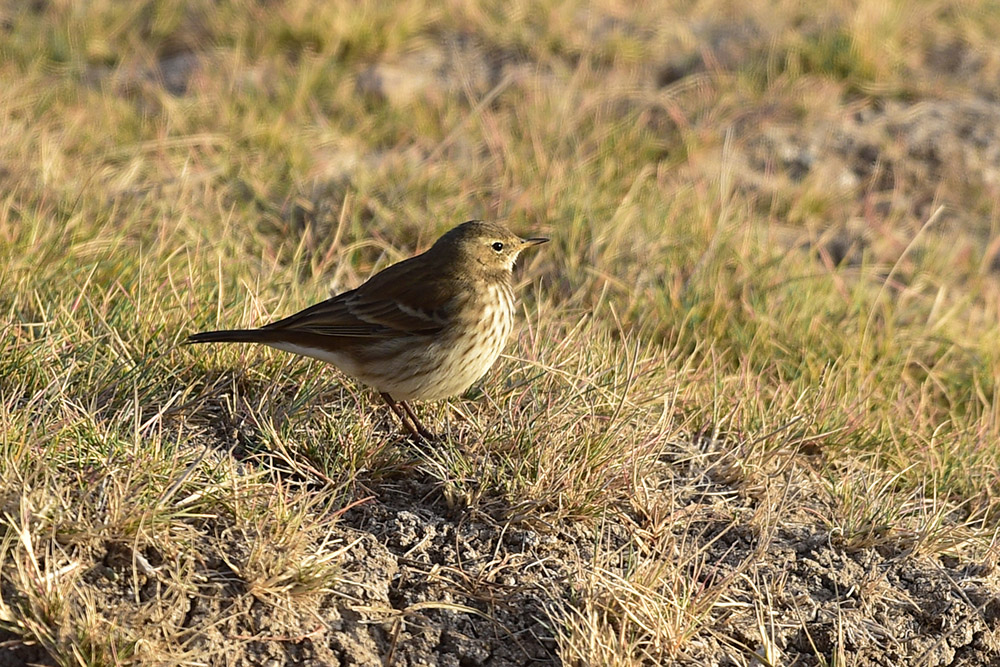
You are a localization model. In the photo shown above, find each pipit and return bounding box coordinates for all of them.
[187,220,548,439]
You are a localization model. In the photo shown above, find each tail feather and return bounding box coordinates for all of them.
[186,329,281,345]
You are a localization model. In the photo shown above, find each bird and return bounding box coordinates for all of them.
[187,220,548,439]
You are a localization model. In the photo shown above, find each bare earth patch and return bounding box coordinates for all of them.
[4,439,998,666]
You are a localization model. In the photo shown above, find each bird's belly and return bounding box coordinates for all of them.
[267,334,504,401]
[266,342,370,379]
[269,292,513,402]
[367,327,508,401]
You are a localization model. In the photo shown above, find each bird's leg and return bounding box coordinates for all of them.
[379,392,415,435]
[400,400,436,441]
[379,392,431,440]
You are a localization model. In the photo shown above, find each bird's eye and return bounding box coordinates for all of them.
[491,241,504,252]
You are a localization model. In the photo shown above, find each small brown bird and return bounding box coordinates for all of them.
[187,220,548,439]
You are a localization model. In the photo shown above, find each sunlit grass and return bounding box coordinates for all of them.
[3,0,1000,663]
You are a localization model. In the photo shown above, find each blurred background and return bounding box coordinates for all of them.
[5,0,1000,316]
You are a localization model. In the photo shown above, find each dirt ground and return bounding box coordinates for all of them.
[4,433,999,666]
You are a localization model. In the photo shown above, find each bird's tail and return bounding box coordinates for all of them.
[186,329,284,345]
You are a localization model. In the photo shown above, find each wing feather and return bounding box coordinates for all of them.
[261,247,457,338]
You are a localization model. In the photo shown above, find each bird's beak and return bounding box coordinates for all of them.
[523,237,549,246]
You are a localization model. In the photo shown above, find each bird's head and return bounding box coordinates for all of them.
[434,220,548,276]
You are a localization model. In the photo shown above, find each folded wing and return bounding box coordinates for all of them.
[262,254,453,338]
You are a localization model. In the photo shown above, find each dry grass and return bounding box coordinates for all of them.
[4,0,1000,663]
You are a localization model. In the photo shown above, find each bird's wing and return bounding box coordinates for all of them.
[262,253,454,338]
